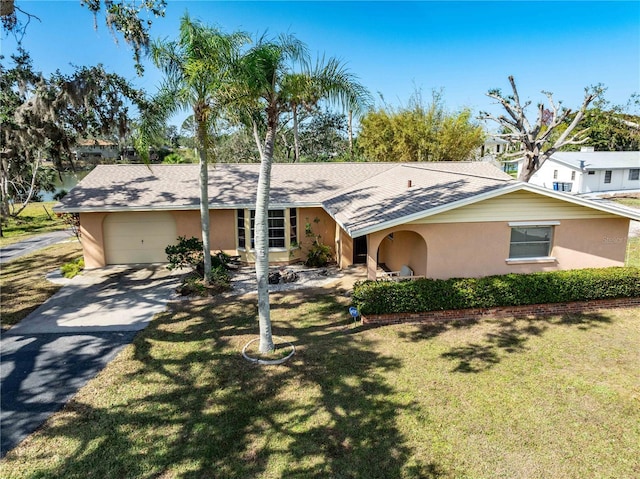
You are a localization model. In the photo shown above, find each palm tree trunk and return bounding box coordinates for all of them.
[255,120,276,353]
[348,109,354,159]
[196,114,212,283]
[292,105,300,163]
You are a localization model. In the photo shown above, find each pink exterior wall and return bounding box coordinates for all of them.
[337,227,354,269]
[298,207,336,259]
[171,209,236,254]
[79,212,107,268]
[209,209,237,254]
[172,210,201,240]
[377,231,428,275]
[367,218,630,280]
[79,208,631,276]
[80,209,238,268]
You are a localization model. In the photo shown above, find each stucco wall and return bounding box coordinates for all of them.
[79,212,107,268]
[172,210,201,241]
[298,207,336,258]
[171,209,236,254]
[367,217,630,280]
[337,227,353,268]
[209,209,237,253]
[378,231,427,275]
[78,198,631,274]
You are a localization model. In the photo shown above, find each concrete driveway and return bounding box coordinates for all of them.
[0,265,183,457]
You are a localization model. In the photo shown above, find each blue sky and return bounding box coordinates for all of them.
[2,1,639,128]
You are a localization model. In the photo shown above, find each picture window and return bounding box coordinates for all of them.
[509,226,553,259]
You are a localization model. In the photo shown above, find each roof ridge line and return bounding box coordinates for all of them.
[400,163,514,183]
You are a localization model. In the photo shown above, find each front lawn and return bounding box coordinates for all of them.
[0,201,67,247]
[612,196,640,209]
[0,241,83,330]
[2,288,638,478]
[627,236,640,267]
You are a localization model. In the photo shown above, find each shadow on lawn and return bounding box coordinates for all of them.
[440,311,613,373]
[6,291,445,478]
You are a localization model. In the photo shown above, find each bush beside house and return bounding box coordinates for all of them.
[352,267,640,316]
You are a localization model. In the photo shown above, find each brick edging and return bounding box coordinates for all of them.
[361,297,640,325]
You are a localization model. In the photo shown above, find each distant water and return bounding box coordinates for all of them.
[41,170,90,202]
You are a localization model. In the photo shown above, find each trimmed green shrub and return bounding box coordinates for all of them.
[352,267,640,316]
[60,257,85,279]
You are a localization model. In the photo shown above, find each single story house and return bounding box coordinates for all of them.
[54,162,640,281]
[527,150,640,194]
[74,139,120,161]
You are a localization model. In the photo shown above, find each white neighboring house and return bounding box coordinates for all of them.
[528,149,640,194]
[478,136,510,158]
[477,136,519,175]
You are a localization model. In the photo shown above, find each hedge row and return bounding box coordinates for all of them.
[352,267,640,316]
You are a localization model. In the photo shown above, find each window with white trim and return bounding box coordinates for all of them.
[237,209,246,249]
[604,170,612,183]
[289,208,298,245]
[629,169,639,181]
[237,208,289,250]
[266,210,285,248]
[509,226,554,259]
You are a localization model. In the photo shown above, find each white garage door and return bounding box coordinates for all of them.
[104,212,177,264]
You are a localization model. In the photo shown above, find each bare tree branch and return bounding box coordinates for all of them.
[481,76,601,182]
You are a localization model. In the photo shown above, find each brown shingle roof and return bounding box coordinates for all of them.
[56,162,515,235]
[325,162,514,235]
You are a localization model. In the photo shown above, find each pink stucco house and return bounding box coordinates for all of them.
[54,162,640,280]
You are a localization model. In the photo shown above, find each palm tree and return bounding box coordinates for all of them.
[236,34,370,353]
[137,15,248,281]
[281,57,373,162]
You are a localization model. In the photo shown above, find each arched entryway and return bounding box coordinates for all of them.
[376,230,427,277]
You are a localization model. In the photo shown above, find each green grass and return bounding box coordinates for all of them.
[0,201,67,247]
[2,287,638,478]
[626,236,640,267]
[0,241,83,330]
[613,197,640,209]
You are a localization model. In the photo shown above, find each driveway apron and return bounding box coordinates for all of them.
[1,265,182,457]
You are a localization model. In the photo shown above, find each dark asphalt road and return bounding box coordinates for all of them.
[0,331,136,456]
[0,230,74,264]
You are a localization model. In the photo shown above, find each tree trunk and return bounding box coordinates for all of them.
[255,118,276,354]
[0,157,11,223]
[292,105,300,163]
[12,154,40,217]
[196,113,212,283]
[348,110,354,159]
